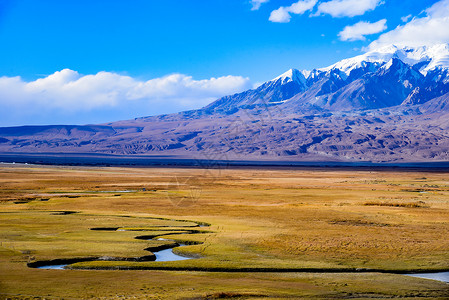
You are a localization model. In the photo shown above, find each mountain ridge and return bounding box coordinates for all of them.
[2,44,449,163]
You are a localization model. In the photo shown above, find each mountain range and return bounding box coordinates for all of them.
[2,44,449,163]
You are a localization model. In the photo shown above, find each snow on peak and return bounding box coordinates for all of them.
[383,58,394,70]
[272,68,307,85]
[267,44,449,87]
[380,58,420,81]
[422,44,449,72]
[321,44,449,75]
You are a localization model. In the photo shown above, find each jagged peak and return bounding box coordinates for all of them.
[379,58,423,81]
[271,68,307,86]
[382,57,406,70]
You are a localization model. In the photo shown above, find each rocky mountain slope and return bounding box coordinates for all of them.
[1,44,449,163]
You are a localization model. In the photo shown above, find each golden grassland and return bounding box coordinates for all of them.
[0,164,448,299]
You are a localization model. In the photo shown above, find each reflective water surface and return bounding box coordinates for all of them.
[154,245,192,262]
[37,264,67,270]
[406,272,449,283]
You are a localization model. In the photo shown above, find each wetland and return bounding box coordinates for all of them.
[0,164,448,299]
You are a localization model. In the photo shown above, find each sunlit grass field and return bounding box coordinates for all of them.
[0,164,448,299]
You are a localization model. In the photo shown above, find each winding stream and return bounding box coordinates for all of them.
[153,244,192,262]
[30,218,449,284]
[36,243,191,270]
[32,224,205,270]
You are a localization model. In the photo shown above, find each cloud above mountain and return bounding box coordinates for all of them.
[0,70,251,125]
[316,0,384,18]
[368,0,449,49]
[251,0,269,11]
[339,19,387,41]
[263,0,448,49]
[269,0,317,23]
[268,0,384,23]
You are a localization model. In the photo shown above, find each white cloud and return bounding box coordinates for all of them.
[251,0,269,11]
[317,0,384,18]
[401,14,412,23]
[269,0,317,23]
[0,70,251,125]
[426,0,449,18]
[338,19,387,41]
[269,7,291,23]
[368,0,449,50]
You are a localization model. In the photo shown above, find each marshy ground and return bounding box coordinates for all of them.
[0,164,448,299]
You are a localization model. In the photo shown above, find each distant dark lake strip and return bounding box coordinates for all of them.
[1,152,449,171]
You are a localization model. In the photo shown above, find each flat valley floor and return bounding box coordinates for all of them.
[0,164,448,299]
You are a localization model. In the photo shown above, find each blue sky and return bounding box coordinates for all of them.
[0,0,446,126]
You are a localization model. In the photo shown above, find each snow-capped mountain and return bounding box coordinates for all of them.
[205,44,449,113]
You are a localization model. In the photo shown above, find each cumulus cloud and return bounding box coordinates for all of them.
[269,7,291,23]
[317,0,384,18]
[0,70,251,125]
[338,19,387,41]
[269,0,317,23]
[251,0,269,11]
[368,0,449,50]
